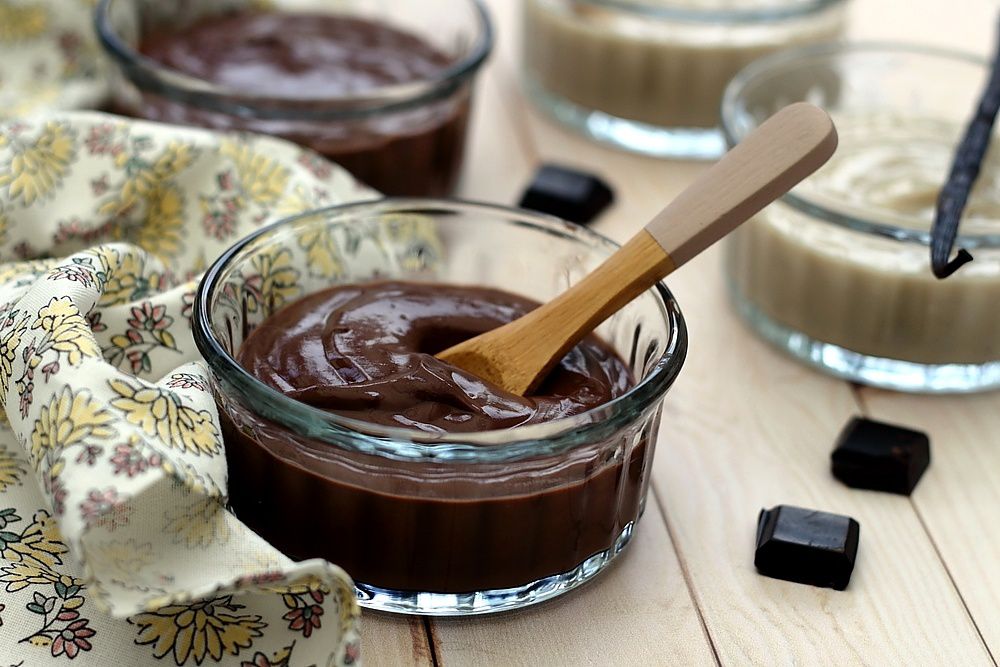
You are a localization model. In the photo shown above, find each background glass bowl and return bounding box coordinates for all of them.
[95,0,492,196]
[521,0,845,159]
[193,199,687,615]
[722,42,1000,393]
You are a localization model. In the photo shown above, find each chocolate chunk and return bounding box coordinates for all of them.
[754,505,860,590]
[518,164,614,224]
[831,417,931,495]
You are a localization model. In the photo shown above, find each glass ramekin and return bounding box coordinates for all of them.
[192,199,687,615]
[722,43,1000,393]
[521,0,845,159]
[95,0,492,196]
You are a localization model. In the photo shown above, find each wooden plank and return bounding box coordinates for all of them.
[366,0,1000,663]
[457,37,538,202]
[653,245,993,664]
[483,0,994,659]
[430,499,718,667]
[432,6,715,666]
[818,1,1000,659]
[360,614,435,667]
[509,93,992,662]
[858,389,1000,658]
[358,17,537,661]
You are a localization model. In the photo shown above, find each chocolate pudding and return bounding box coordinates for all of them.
[223,281,652,593]
[237,282,632,432]
[131,12,471,196]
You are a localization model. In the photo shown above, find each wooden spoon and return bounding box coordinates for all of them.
[438,102,838,396]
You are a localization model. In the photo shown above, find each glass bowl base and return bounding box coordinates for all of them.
[524,77,725,160]
[730,285,1000,394]
[355,521,635,616]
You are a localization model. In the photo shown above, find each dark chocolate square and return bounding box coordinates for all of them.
[754,505,860,590]
[518,164,614,224]
[831,417,931,495]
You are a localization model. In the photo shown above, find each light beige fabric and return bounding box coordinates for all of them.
[0,109,373,666]
[0,3,382,655]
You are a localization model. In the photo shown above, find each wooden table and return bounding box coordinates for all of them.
[363,1,1000,664]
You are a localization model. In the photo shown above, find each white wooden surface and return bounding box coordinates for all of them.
[361,1,1000,664]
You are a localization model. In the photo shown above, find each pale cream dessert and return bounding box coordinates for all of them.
[523,0,845,129]
[727,113,1000,366]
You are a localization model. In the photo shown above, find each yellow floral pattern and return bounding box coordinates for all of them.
[109,379,221,457]
[133,183,187,259]
[29,387,114,471]
[0,444,24,491]
[0,1,48,42]
[32,296,100,366]
[243,245,301,314]
[84,538,154,583]
[0,121,75,206]
[0,107,372,664]
[98,248,169,307]
[164,497,231,549]
[0,309,28,398]
[130,595,266,665]
[0,507,98,658]
[298,223,347,279]
[220,139,290,206]
[0,509,66,571]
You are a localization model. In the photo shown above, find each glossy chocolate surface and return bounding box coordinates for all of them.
[237,281,633,433]
[134,12,470,195]
[225,281,651,593]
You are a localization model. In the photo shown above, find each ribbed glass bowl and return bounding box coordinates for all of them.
[522,0,845,159]
[722,42,1000,393]
[95,0,493,196]
[193,198,687,615]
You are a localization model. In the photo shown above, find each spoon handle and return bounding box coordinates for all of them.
[508,103,838,375]
[437,103,837,397]
[646,102,837,268]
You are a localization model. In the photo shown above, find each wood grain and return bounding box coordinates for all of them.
[441,103,833,396]
[495,80,993,657]
[357,3,539,660]
[360,614,435,667]
[646,103,836,267]
[436,230,672,395]
[848,3,1000,660]
[857,389,1000,658]
[429,499,717,667]
[362,0,1000,664]
[655,243,993,665]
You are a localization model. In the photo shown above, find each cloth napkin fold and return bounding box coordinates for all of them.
[0,110,376,665]
[0,4,96,116]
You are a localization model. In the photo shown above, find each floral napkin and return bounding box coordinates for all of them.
[0,68,380,667]
[0,108,375,666]
[0,0,111,118]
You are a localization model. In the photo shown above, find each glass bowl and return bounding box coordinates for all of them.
[722,42,1000,393]
[521,0,845,159]
[95,0,493,196]
[192,199,687,615]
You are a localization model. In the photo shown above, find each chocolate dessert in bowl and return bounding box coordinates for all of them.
[95,0,492,196]
[192,199,687,615]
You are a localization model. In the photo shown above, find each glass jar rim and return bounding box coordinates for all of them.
[563,0,844,24]
[192,198,688,463]
[94,0,494,121]
[721,40,1000,249]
